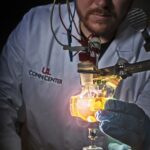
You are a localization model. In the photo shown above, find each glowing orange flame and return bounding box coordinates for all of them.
[70,75,121,123]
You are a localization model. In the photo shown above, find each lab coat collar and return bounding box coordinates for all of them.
[98,19,136,68]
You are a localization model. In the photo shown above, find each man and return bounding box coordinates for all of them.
[0,0,150,150]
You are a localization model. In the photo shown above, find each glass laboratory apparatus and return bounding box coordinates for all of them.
[70,61,121,150]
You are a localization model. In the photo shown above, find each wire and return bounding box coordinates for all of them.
[50,0,66,47]
[66,0,77,61]
[58,3,68,31]
[58,2,80,42]
[73,51,80,57]
[50,0,89,61]
[66,0,82,37]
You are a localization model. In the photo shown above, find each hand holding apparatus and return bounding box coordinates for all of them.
[96,100,150,150]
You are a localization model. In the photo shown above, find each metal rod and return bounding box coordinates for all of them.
[78,59,150,77]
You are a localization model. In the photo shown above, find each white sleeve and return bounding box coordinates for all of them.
[0,9,31,150]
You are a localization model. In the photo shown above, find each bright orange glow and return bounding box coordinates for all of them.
[70,75,121,123]
[70,95,107,122]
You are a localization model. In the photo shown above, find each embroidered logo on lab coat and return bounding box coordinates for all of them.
[28,67,63,85]
[42,67,51,76]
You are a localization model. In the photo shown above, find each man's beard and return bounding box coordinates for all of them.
[77,7,117,37]
[82,19,114,37]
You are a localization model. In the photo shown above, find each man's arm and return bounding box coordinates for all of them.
[0,12,28,149]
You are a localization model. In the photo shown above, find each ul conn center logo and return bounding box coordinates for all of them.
[29,67,62,85]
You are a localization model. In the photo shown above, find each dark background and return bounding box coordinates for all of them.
[0,0,67,50]
[0,0,150,51]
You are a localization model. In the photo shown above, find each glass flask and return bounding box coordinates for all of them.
[70,61,121,150]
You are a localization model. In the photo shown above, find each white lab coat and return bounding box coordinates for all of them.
[0,3,150,150]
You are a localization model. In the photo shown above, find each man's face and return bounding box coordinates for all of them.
[76,0,133,39]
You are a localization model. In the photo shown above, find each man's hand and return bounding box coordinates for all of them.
[96,100,150,150]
